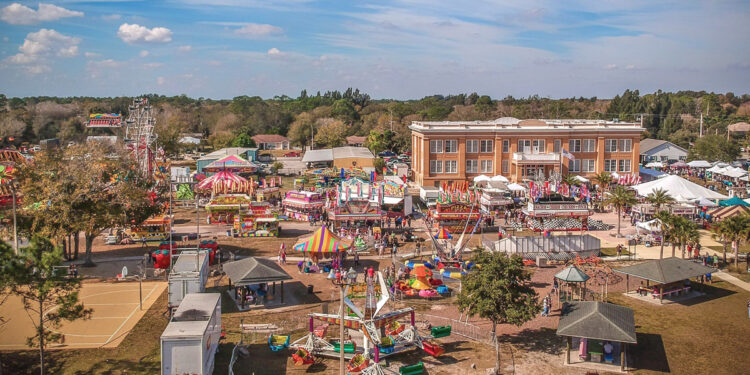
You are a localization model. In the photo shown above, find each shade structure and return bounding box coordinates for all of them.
[203,154,258,173]
[614,257,716,285]
[434,227,453,239]
[491,175,509,182]
[670,161,688,168]
[632,175,727,200]
[196,170,248,190]
[687,160,712,168]
[635,219,662,233]
[557,301,637,344]
[574,175,589,183]
[645,161,664,168]
[473,175,491,182]
[718,196,750,207]
[507,183,527,191]
[709,205,750,220]
[294,225,350,255]
[554,265,590,283]
[223,257,292,286]
[693,197,717,207]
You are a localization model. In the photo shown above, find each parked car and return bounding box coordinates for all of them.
[284,151,300,157]
[378,151,396,157]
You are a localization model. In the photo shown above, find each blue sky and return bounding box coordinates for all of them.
[0,0,748,99]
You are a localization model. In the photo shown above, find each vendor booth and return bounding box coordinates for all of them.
[327,178,386,229]
[205,194,255,224]
[129,215,172,242]
[283,190,325,221]
[232,214,280,237]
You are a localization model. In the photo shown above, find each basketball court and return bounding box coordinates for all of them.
[0,281,166,350]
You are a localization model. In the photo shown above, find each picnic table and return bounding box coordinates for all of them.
[652,286,691,299]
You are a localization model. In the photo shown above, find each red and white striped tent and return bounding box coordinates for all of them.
[197,170,249,193]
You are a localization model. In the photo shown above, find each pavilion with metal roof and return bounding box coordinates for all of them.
[614,257,716,304]
[223,257,293,304]
[557,301,636,371]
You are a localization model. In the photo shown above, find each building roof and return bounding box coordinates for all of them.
[728,122,750,133]
[639,139,687,154]
[613,257,716,285]
[222,257,293,286]
[709,205,750,220]
[332,146,375,159]
[554,265,591,282]
[346,136,367,144]
[199,147,257,161]
[252,134,289,143]
[302,149,334,163]
[171,251,207,274]
[410,117,643,133]
[557,301,637,344]
[162,293,220,338]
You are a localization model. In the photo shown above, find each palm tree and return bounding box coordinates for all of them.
[711,220,731,264]
[645,188,675,212]
[722,214,750,270]
[678,218,700,259]
[605,185,638,236]
[592,171,613,191]
[655,211,676,259]
[562,174,580,187]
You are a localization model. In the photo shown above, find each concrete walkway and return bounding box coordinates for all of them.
[714,271,750,292]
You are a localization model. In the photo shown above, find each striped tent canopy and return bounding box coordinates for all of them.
[294,225,349,255]
[196,170,248,192]
[709,205,750,221]
[203,154,258,173]
[434,227,453,240]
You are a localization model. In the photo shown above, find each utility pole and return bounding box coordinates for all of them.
[699,112,703,138]
[389,108,394,132]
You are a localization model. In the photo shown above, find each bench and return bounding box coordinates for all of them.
[652,286,691,299]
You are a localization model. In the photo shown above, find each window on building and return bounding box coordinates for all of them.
[518,139,531,153]
[445,160,457,173]
[466,159,478,173]
[502,160,509,174]
[502,139,510,153]
[569,159,581,172]
[605,139,618,152]
[480,140,493,153]
[430,160,443,173]
[553,139,561,153]
[466,140,479,153]
[445,140,457,153]
[619,139,632,152]
[582,139,596,152]
[569,139,581,152]
[532,139,545,154]
[583,159,596,172]
[430,140,443,153]
[604,159,617,172]
[480,160,493,173]
[619,159,631,172]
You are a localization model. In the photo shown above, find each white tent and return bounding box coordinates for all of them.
[491,175,509,182]
[179,136,201,145]
[687,160,712,168]
[636,219,662,233]
[706,165,725,174]
[723,167,748,178]
[632,175,728,200]
[473,175,491,182]
[645,161,664,168]
[574,175,589,183]
[507,183,527,191]
[693,197,718,207]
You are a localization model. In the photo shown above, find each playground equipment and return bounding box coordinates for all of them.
[292,348,315,366]
[399,361,424,375]
[268,334,290,351]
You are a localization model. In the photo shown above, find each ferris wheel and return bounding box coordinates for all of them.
[125,97,158,177]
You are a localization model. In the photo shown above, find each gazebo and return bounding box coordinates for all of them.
[557,301,637,371]
[614,257,716,304]
[223,256,292,304]
[554,265,590,303]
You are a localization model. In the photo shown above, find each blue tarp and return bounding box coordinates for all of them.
[639,166,667,182]
[718,196,750,207]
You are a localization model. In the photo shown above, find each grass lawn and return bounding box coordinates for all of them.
[607,279,750,375]
[600,247,631,256]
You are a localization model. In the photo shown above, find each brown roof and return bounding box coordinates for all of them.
[251,134,288,143]
[613,257,716,285]
[557,302,637,344]
[347,136,367,144]
[728,122,750,132]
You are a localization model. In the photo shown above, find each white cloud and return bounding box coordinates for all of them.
[143,62,164,69]
[90,59,121,68]
[178,45,192,52]
[0,3,83,25]
[605,64,618,70]
[267,47,282,56]
[84,51,100,59]
[157,76,165,85]
[625,64,636,70]
[234,23,283,38]
[117,23,172,44]
[6,29,80,74]
[139,50,149,57]
[102,14,121,21]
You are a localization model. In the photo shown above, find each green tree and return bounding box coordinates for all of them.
[365,130,398,155]
[271,161,284,174]
[457,249,540,374]
[373,157,386,171]
[721,215,750,269]
[330,99,358,123]
[655,211,677,259]
[688,135,739,162]
[605,185,637,236]
[7,236,92,374]
[231,132,257,148]
[561,174,580,187]
[288,112,315,148]
[474,95,494,118]
[645,188,675,211]
[314,118,346,148]
[592,172,613,191]
[673,216,699,259]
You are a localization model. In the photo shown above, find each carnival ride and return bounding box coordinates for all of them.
[124,98,157,178]
[279,270,451,373]
[87,113,122,128]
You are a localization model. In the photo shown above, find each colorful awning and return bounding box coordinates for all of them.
[434,227,453,239]
[196,170,248,191]
[203,154,258,172]
[293,225,350,254]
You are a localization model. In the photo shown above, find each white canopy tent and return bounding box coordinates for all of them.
[645,161,664,168]
[693,197,718,207]
[723,167,748,178]
[632,175,728,200]
[491,175,510,182]
[706,165,726,174]
[507,183,527,191]
[636,219,662,233]
[473,175,491,182]
[574,175,589,183]
[179,136,201,145]
[687,160,712,168]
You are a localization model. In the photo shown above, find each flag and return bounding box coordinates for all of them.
[561,149,575,160]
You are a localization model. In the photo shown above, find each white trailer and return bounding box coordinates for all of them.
[161,293,221,375]
[419,186,439,207]
[168,250,209,309]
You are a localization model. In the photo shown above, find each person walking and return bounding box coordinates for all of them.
[354,251,360,267]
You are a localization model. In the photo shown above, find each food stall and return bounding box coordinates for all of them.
[129,215,172,241]
[233,214,280,237]
[523,198,592,231]
[205,194,254,224]
[480,189,513,213]
[428,202,481,232]
[381,176,412,218]
[327,177,386,230]
[282,191,325,221]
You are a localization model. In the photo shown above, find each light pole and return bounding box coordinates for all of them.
[11,182,18,255]
[331,268,357,375]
